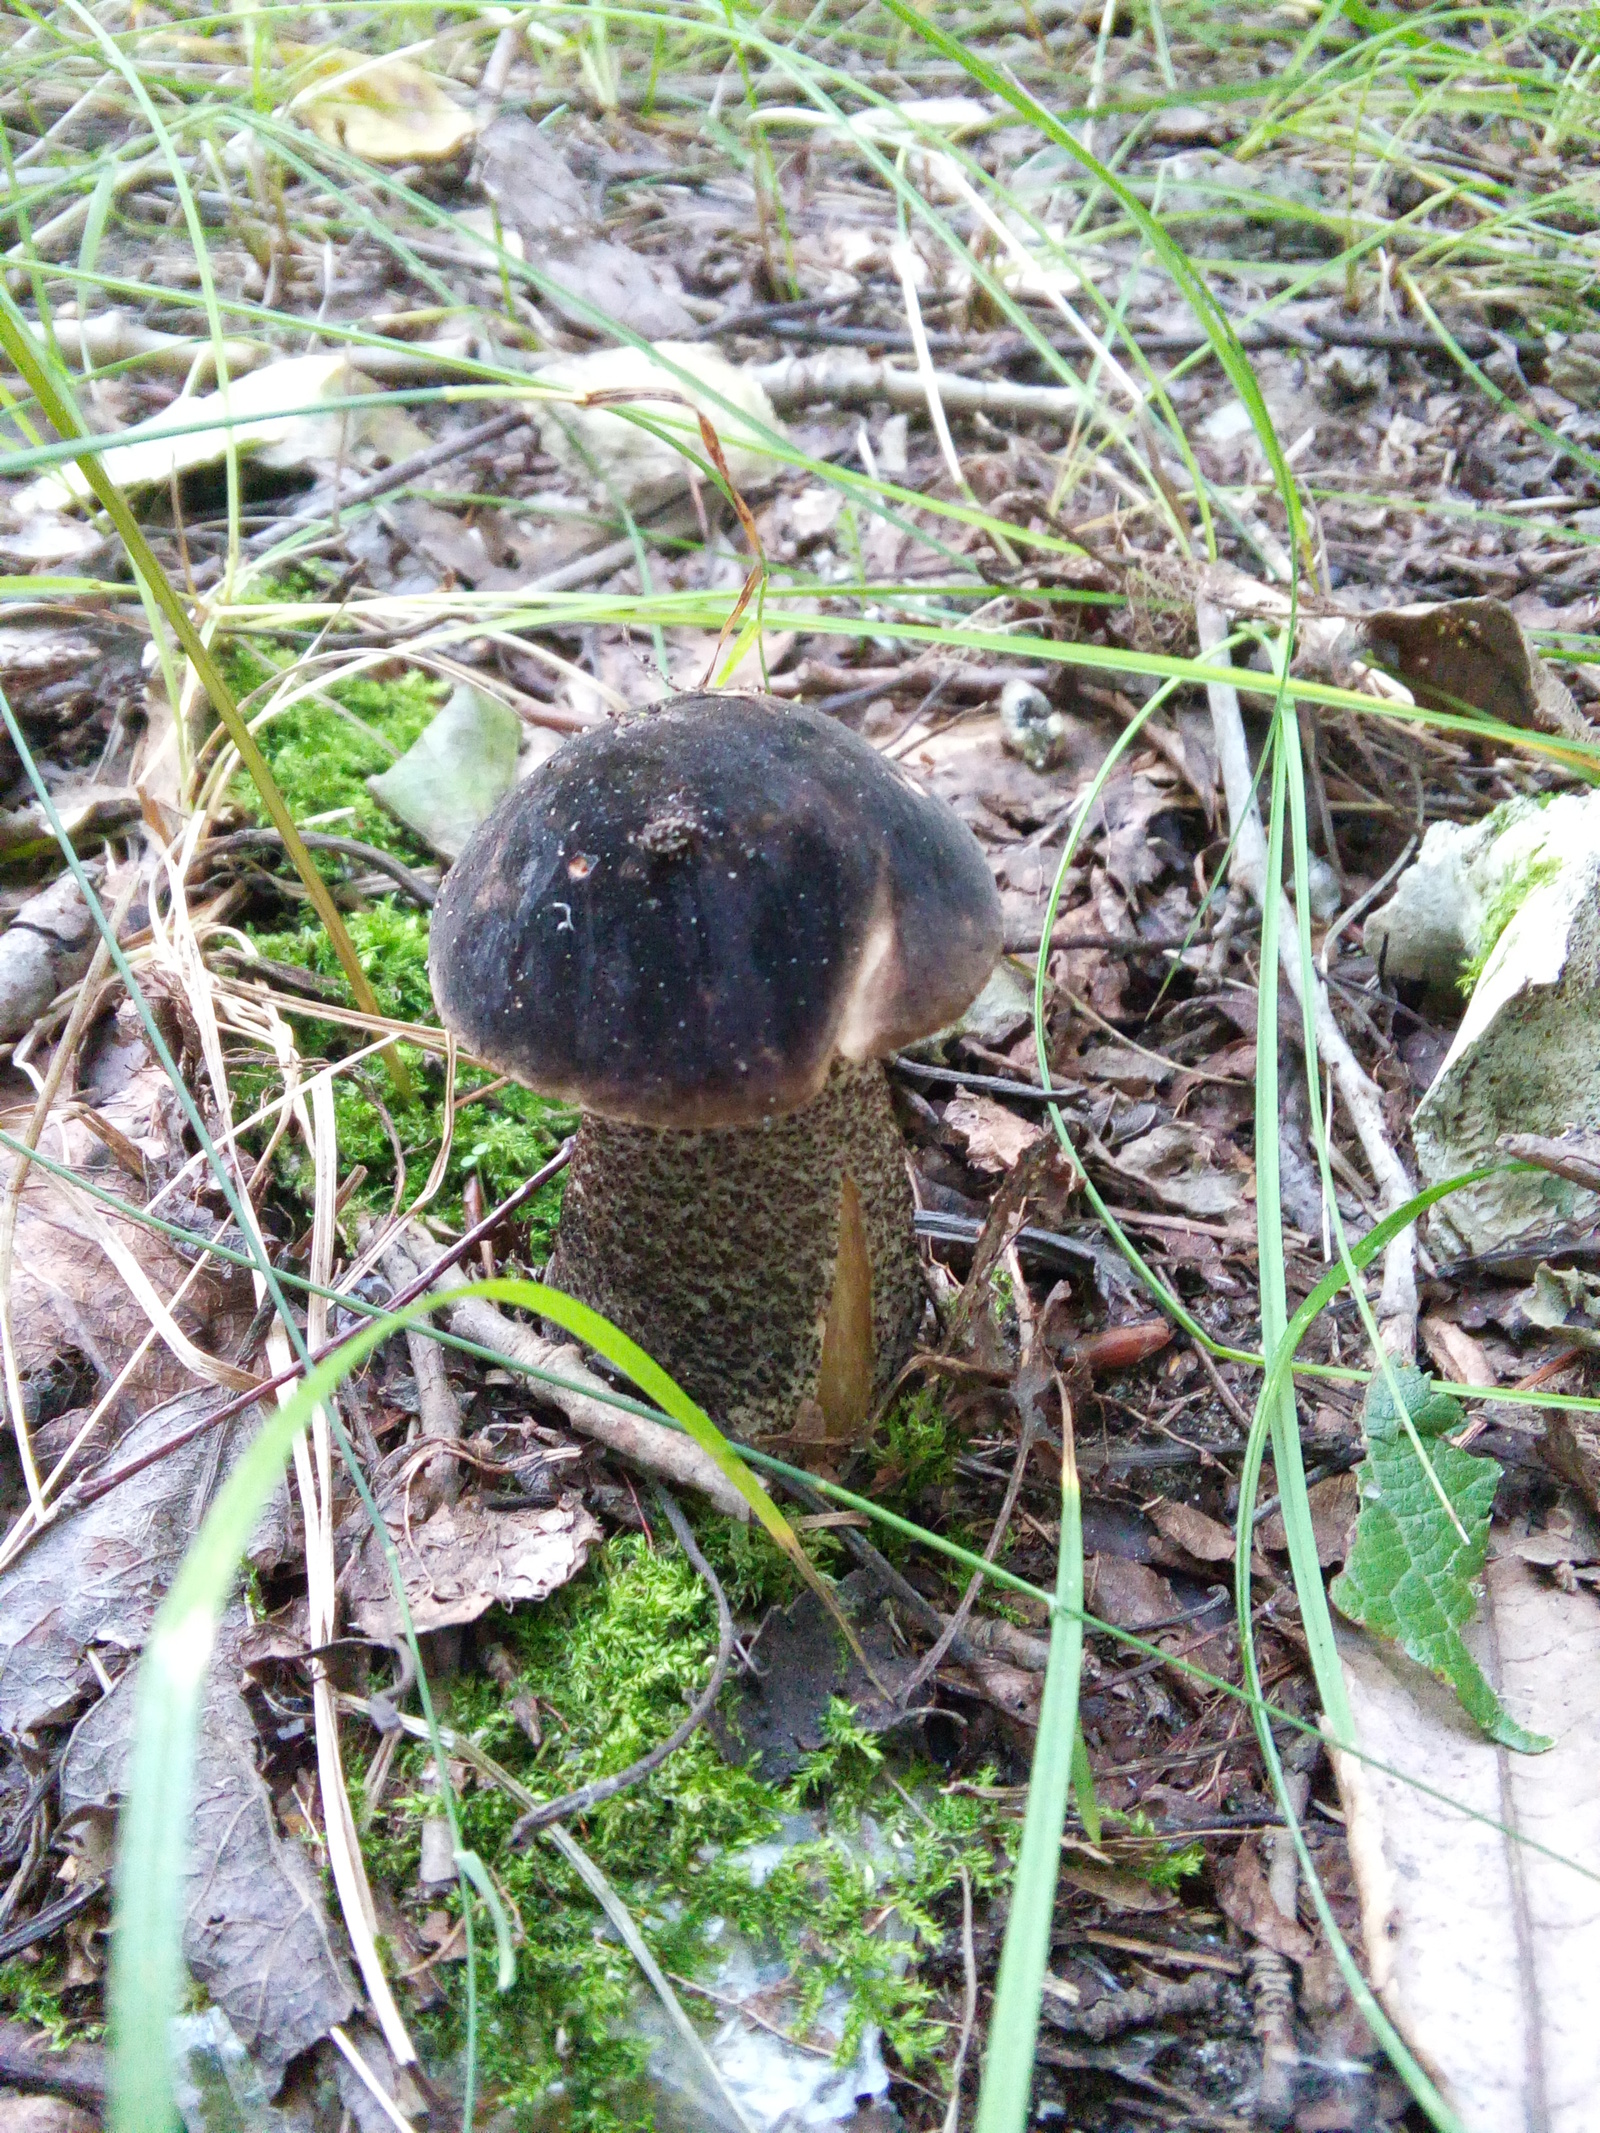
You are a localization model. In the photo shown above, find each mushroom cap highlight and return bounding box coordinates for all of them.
[428,693,1003,1128]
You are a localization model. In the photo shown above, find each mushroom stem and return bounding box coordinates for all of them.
[545,1060,924,1442]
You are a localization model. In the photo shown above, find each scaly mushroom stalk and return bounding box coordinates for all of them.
[548,1060,922,1441]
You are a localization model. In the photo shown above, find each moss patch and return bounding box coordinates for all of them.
[220,660,573,1234]
[1462,849,1564,995]
[367,1536,1010,2130]
[225,647,446,860]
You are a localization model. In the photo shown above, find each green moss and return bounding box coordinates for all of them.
[224,644,446,860]
[879,1385,959,1503]
[368,1537,1009,2129]
[1461,849,1563,995]
[0,1954,81,2044]
[229,902,572,1235]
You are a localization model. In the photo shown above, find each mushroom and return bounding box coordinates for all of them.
[428,693,1002,1442]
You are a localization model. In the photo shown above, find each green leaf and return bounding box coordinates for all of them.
[1331,1366,1552,1754]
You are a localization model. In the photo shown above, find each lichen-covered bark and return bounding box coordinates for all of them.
[545,1060,923,1441]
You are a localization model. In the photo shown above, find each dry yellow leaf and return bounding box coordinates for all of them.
[292,48,476,164]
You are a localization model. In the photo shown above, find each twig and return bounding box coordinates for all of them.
[750,349,1098,422]
[436,1276,750,1521]
[1250,1768,1310,2124]
[0,2018,104,2108]
[201,829,439,907]
[941,1863,979,2133]
[378,1233,464,1511]
[48,1155,571,1521]
[244,407,527,555]
[509,1486,734,1842]
[1194,594,1418,1354]
[898,1366,1043,1704]
[541,1820,760,2133]
[0,1879,101,1960]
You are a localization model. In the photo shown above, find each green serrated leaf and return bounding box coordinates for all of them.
[1331,1365,1551,1753]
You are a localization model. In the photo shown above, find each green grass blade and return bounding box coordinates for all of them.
[972,1412,1083,2133]
[109,1275,822,2129]
[0,292,413,1099]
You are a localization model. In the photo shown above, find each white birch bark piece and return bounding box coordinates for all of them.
[1333,1553,1600,2133]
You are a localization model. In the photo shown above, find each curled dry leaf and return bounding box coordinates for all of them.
[290,47,476,164]
[1103,1121,1249,1222]
[346,1495,602,1642]
[1257,1472,1360,1568]
[1059,1857,1178,1914]
[1215,1837,1315,1961]
[1083,1554,1179,1631]
[1354,598,1591,741]
[532,342,786,511]
[942,1090,1045,1174]
[16,356,388,514]
[1146,1498,1236,1565]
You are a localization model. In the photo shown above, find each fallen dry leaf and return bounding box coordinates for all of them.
[347,1495,601,1641]
[1215,1836,1315,1961]
[291,47,475,163]
[1354,598,1591,740]
[17,355,384,513]
[943,1090,1044,1173]
[1060,1857,1178,1913]
[1084,1554,1179,1631]
[1146,1498,1236,1565]
[61,1613,355,2087]
[0,1388,283,1741]
[1104,1122,1249,1221]
[1258,1472,1360,1568]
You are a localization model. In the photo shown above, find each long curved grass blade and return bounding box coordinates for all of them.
[973,1410,1082,2133]
[109,1276,824,2131]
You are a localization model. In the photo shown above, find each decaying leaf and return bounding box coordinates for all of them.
[1102,1122,1249,1221]
[61,1614,356,2089]
[8,1025,253,1418]
[1353,598,1591,740]
[1059,1857,1177,1914]
[1335,1554,1600,2133]
[532,342,786,510]
[0,1390,281,1742]
[17,355,385,514]
[1331,1367,1550,1753]
[1145,1498,1235,1565]
[1083,1554,1179,1631]
[346,1495,601,1641]
[1215,1836,1314,1961]
[366,682,523,860]
[1513,1262,1600,1351]
[290,47,476,164]
[474,116,695,340]
[1258,1471,1359,1568]
[943,1091,1044,1173]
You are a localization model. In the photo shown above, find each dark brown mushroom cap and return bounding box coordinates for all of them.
[428,693,1002,1128]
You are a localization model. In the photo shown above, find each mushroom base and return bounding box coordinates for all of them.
[545,1060,924,1443]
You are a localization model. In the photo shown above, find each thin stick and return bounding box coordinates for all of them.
[510,1487,735,1841]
